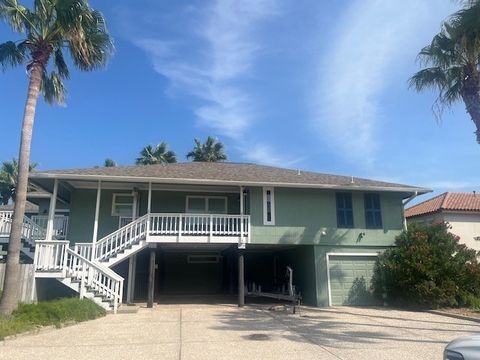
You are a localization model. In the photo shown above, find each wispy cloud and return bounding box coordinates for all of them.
[132,0,290,162]
[312,0,453,165]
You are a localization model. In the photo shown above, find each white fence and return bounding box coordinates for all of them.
[0,263,36,303]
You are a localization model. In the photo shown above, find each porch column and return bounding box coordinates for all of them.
[146,182,152,241]
[147,245,156,308]
[238,250,245,307]
[92,181,102,259]
[46,179,58,240]
[239,186,245,248]
[126,254,137,304]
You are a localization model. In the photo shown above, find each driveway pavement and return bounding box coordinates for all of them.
[1,304,479,360]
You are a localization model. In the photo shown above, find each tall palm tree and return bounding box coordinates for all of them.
[409,2,480,143]
[0,159,37,205]
[135,143,177,165]
[186,136,227,162]
[0,0,113,316]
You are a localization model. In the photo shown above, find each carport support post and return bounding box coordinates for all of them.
[126,254,137,304]
[147,246,156,308]
[238,250,245,307]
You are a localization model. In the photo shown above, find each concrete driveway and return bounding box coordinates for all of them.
[1,304,479,360]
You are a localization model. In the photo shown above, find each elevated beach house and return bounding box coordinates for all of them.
[0,163,429,311]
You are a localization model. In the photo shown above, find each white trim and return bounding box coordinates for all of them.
[30,172,430,195]
[325,252,380,307]
[111,192,135,217]
[263,187,275,225]
[185,195,228,214]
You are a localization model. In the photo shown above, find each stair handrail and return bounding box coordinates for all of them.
[93,214,149,262]
[65,248,124,313]
[0,212,46,245]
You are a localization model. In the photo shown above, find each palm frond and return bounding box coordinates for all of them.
[53,47,69,79]
[0,0,33,32]
[0,40,27,70]
[41,70,66,104]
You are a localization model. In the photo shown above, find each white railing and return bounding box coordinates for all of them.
[149,213,250,240]
[34,240,70,272]
[34,240,124,313]
[31,215,69,239]
[94,214,148,262]
[75,242,93,260]
[0,211,47,246]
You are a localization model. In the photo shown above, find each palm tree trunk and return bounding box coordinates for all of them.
[462,88,480,144]
[0,65,42,317]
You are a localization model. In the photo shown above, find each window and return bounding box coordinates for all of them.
[111,193,134,216]
[336,192,354,228]
[263,187,275,225]
[187,254,220,264]
[185,196,227,214]
[364,193,382,229]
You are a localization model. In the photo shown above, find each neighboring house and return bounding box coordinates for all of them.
[0,201,39,215]
[0,163,428,311]
[405,192,480,250]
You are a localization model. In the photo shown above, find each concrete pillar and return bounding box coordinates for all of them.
[238,251,245,307]
[147,247,156,308]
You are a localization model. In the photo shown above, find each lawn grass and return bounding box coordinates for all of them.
[0,297,106,340]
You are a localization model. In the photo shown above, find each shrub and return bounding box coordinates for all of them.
[0,298,105,339]
[372,222,480,308]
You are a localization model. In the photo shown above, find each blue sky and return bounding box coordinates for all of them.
[0,0,479,203]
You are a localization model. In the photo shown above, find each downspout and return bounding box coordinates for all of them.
[402,191,418,231]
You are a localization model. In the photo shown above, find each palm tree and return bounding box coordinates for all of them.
[104,158,116,167]
[186,136,227,162]
[0,0,113,316]
[409,2,480,143]
[0,159,37,205]
[135,143,177,165]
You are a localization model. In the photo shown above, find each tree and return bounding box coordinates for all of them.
[0,0,113,316]
[104,158,116,167]
[371,222,480,308]
[0,159,37,205]
[135,143,177,165]
[186,136,227,162]
[409,1,480,143]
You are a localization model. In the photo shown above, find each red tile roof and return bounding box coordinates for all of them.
[405,192,480,218]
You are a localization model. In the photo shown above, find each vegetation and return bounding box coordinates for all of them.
[0,298,105,340]
[135,143,177,165]
[372,222,480,309]
[0,0,113,316]
[410,1,480,143]
[186,136,227,162]
[104,158,116,167]
[0,159,37,205]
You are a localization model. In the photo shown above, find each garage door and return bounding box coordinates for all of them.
[328,255,378,306]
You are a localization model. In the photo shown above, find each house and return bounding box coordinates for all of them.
[405,192,480,250]
[0,162,429,311]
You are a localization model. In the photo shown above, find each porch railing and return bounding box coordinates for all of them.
[34,240,124,313]
[0,211,47,247]
[31,215,69,239]
[149,213,250,239]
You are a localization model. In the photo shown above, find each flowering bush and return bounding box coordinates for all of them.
[372,222,480,308]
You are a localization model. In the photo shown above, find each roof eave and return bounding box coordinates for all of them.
[29,172,432,195]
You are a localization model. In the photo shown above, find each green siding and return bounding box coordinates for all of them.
[249,187,403,246]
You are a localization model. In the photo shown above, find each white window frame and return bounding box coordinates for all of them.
[111,193,135,217]
[185,195,228,214]
[325,252,380,307]
[263,187,275,225]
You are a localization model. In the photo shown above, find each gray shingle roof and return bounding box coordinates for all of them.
[30,162,429,193]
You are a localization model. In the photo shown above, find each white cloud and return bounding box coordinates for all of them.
[132,0,295,163]
[239,143,303,167]
[312,0,454,164]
